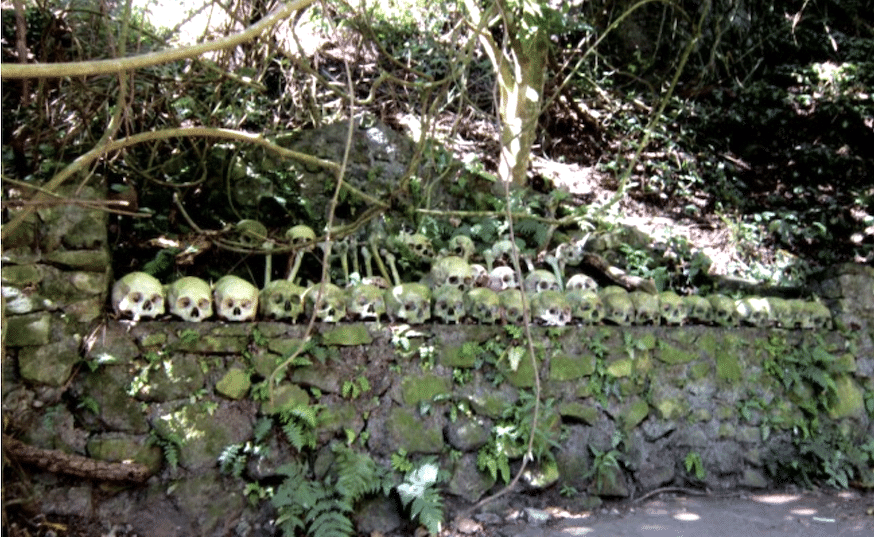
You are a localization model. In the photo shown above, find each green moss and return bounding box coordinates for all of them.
[321,325,372,346]
[697,332,719,357]
[260,383,310,414]
[500,353,538,388]
[829,375,865,419]
[401,373,451,405]
[718,423,736,438]
[550,353,596,381]
[690,361,711,380]
[607,358,633,378]
[654,397,687,420]
[690,408,711,422]
[439,345,477,368]
[87,434,162,473]
[621,399,649,431]
[656,342,696,365]
[832,353,857,373]
[716,351,742,384]
[176,335,247,354]
[558,402,599,425]
[216,368,251,400]
[384,407,444,454]
[4,312,51,346]
[139,332,167,348]
[267,338,307,357]
[1,264,42,287]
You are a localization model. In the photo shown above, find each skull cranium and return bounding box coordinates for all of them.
[214,275,259,321]
[385,283,431,324]
[531,290,572,326]
[432,285,466,324]
[489,266,520,291]
[429,256,475,292]
[304,283,347,322]
[523,270,560,294]
[565,273,598,292]
[499,289,525,324]
[112,272,165,321]
[346,283,387,321]
[464,287,501,324]
[260,280,305,321]
[166,276,213,322]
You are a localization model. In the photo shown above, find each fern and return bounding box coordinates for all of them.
[279,404,319,450]
[332,444,386,501]
[218,443,246,478]
[515,218,549,248]
[397,459,444,535]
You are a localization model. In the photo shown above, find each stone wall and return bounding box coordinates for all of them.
[2,185,873,536]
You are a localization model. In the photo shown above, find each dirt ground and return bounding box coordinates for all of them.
[442,487,874,537]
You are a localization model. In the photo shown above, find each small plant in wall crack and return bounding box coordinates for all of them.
[397,457,445,535]
[684,451,706,481]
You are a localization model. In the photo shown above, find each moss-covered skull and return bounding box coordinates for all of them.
[630,291,660,325]
[214,275,259,321]
[166,276,213,322]
[235,219,268,247]
[432,285,466,324]
[112,272,165,321]
[565,273,598,292]
[259,280,305,321]
[736,297,772,327]
[523,269,559,294]
[304,283,347,322]
[286,224,316,248]
[385,283,431,324]
[499,289,525,324]
[793,299,832,329]
[566,289,603,324]
[447,235,476,261]
[683,295,713,324]
[470,264,490,288]
[766,297,793,328]
[346,283,386,321]
[484,239,519,270]
[429,256,475,291]
[400,233,435,261]
[602,291,634,326]
[464,287,501,324]
[708,294,740,326]
[659,290,688,325]
[532,290,572,326]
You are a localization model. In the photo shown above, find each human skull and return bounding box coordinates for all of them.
[429,256,474,292]
[166,276,213,322]
[659,291,687,325]
[736,297,772,327]
[447,235,476,261]
[400,233,435,261]
[565,273,598,292]
[304,283,347,322]
[499,289,525,324]
[385,283,431,324]
[214,275,259,321]
[556,239,587,267]
[531,290,572,326]
[470,264,490,287]
[793,299,832,329]
[259,280,305,321]
[234,219,268,247]
[432,285,466,324]
[600,285,628,297]
[708,294,740,326]
[286,224,316,249]
[465,287,501,324]
[346,283,387,321]
[484,239,519,270]
[766,297,794,328]
[602,291,634,326]
[489,266,520,291]
[630,291,660,325]
[566,289,604,324]
[683,295,713,324]
[112,272,165,321]
[523,270,559,294]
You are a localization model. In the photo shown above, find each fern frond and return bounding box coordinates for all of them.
[218,443,246,478]
[397,460,444,535]
[333,445,383,502]
[410,487,444,535]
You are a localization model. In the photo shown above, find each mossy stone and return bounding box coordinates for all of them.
[832,353,856,373]
[718,423,736,438]
[19,340,80,386]
[401,373,451,406]
[656,343,696,365]
[87,433,162,473]
[439,345,477,368]
[690,361,711,380]
[216,368,251,399]
[44,250,110,272]
[1,264,42,287]
[620,398,649,431]
[499,352,538,388]
[268,338,307,357]
[384,407,444,454]
[690,408,711,422]
[829,375,865,419]
[176,335,247,354]
[654,397,687,420]
[261,383,310,414]
[607,358,633,378]
[4,312,51,346]
[321,325,372,346]
[550,353,596,381]
[558,402,599,425]
[138,332,167,348]
[716,352,742,384]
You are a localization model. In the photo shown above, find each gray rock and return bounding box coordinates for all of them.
[445,415,493,452]
[448,453,496,503]
[135,354,205,402]
[4,312,51,346]
[19,338,80,386]
[353,496,404,535]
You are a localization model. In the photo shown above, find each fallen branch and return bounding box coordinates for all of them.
[3,435,152,483]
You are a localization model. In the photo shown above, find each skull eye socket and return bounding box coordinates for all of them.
[197,299,210,310]
[272,294,284,305]
[240,300,252,310]
[130,292,144,304]
[179,297,192,308]
[225,299,235,309]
